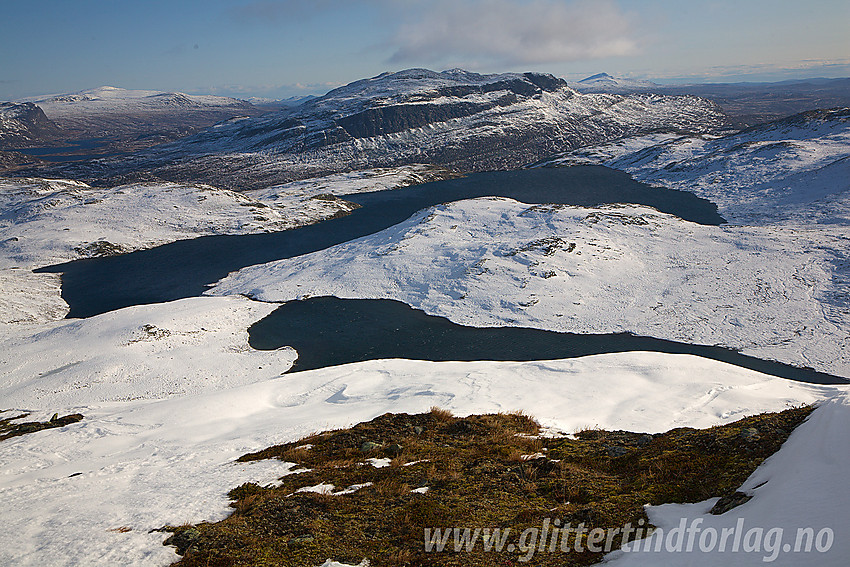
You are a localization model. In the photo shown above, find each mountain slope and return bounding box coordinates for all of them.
[39,69,729,189]
[543,108,850,224]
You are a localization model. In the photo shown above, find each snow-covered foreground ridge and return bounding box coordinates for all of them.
[543,108,850,225]
[0,292,845,566]
[213,197,850,378]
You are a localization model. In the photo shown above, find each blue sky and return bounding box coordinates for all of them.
[1,0,848,100]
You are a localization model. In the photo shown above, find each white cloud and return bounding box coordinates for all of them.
[388,0,640,67]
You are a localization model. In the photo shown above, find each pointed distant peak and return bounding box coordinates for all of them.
[579,73,615,82]
[570,73,659,93]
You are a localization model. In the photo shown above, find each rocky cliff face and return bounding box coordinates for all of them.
[0,102,62,149]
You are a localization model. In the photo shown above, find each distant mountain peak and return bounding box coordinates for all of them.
[570,73,659,93]
[579,72,615,82]
[23,87,254,110]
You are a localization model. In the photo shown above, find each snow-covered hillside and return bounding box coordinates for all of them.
[0,296,291,407]
[541,108,850,225]
[0,177,355,270]
[0,174,309,323]
[0,301,844,566]
[212,198,850,377]
[49,69,728,189]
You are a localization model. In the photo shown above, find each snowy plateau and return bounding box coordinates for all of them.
[0,68,849,567]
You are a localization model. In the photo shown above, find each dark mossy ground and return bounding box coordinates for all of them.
[165,405,813,566]
[0,411,83,442]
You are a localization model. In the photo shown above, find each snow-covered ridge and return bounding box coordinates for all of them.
[541,108,850,225]
[212,197,850,377]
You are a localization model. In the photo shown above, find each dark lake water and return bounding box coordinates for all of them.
[38,166,724,318]
[17,138,119,162]
[251,297,847,384]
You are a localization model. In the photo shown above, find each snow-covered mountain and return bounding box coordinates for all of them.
[541,107,850,225]
[23,86,255,118]
[246,94,318,108]
[9,87,267,157]
[44,69,729,189]
[570,72,660,93]
[0,102,62,148]
[567,76,850,128]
